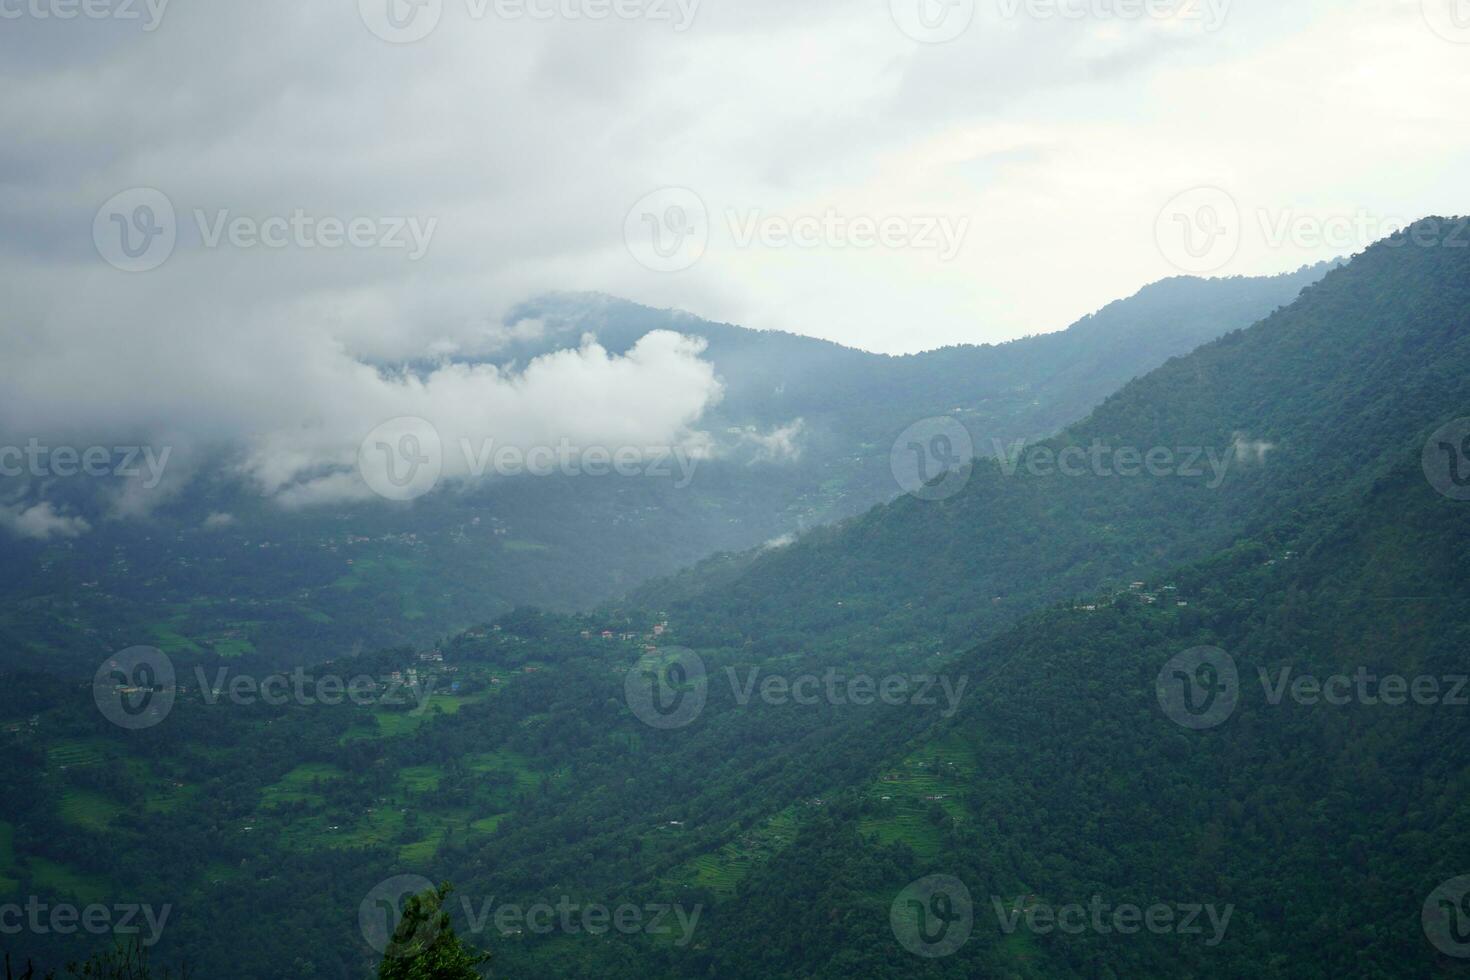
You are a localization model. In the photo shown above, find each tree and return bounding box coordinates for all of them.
[377,884,489,980]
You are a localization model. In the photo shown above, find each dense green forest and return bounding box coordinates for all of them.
[2,225,1467,976]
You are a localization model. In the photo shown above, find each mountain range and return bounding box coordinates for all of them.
[4,227,1466,976]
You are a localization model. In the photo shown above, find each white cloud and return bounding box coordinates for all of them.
[729,420,805,464]
[0,0,1462,524]
[0,501,90,540]
[1232,433,1277,465]
[237,330,723,506]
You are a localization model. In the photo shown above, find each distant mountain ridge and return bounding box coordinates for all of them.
[633,231,1459,663]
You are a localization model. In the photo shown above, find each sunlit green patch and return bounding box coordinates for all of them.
[260,762,345,808]
[58,789,124,832]
[29,858,109,904]
[47,739,105,770]
[663,810,799,896]
[398,765,445,794]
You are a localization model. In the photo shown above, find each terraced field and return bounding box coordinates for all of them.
[58,789,123,832]
[663,810,800,896]
[366,692,485,737]
[260,762,345,808]
[47,738,105,771]
[857,737,975,859]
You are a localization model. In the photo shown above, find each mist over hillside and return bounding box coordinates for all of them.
[4,1,1468,975]
[0,266,1329,677]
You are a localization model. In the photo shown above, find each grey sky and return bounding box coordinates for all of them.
[1,0,1466,521]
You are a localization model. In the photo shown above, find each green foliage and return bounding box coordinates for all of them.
[377,885,489,980]
[1,228,1466,976]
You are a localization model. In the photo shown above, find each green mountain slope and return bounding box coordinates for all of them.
[5,230,1465,977]
[643,228,1466,666]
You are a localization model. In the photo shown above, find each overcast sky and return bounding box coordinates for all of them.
[1,0,1467,523]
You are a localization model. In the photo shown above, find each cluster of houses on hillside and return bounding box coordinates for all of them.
[1074,581,1188,612]
[579,619,671,648]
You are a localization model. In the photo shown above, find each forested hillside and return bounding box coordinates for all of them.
[2,226,1465,977]
[640,228,1466,664]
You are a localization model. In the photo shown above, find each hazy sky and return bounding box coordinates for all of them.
[1,0,1467,521]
